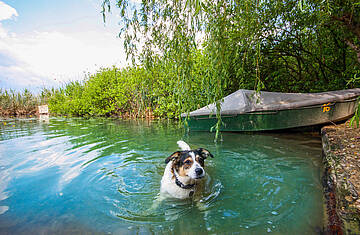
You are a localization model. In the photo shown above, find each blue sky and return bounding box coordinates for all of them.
[0,0,128,92]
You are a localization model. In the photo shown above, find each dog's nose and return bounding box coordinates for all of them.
[195,168,203,176]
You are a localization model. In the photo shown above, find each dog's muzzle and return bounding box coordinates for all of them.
[195,168,203,176]
[194,167,205,179]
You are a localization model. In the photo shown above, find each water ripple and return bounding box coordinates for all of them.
[0,118,324,234]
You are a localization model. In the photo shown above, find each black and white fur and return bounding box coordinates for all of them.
[160,140,214,199]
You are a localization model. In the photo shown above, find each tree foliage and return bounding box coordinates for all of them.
[102,0,360,93]
[100,0,360,131]
[3,1,360,124]
[47,56,212,118]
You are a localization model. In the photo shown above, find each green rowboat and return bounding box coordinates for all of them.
[182,89,360,131]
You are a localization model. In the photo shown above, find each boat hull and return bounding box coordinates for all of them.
[185,98,359,131]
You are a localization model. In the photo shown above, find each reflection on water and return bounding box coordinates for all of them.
[39,114,50,123]
[0,118,323,234]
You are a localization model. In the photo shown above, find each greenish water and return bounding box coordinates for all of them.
[0,118,324,234]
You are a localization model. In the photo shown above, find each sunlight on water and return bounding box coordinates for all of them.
[0,118,323,234]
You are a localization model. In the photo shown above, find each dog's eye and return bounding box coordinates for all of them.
[197,157,205,166]
[184,160,191,164]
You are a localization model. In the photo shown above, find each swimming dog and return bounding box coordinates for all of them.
[160,140,214,199]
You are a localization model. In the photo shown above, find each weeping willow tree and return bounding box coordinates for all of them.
[102,0,360,130]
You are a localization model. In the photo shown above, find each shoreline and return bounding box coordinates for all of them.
[322,120,360,234]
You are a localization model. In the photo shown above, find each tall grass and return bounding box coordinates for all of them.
[0,89,49,116]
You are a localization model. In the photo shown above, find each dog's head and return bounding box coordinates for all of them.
[165,148,214,179]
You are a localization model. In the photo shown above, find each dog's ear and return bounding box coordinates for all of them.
[165,151,181,164]
[196,148,214,159]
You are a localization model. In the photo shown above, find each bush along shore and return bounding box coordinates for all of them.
[46,52,233,119]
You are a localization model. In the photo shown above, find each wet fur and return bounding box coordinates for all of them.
[149,142,213,213]
[160,142,214,200]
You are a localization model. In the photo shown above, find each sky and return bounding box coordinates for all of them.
[0,0,128,92]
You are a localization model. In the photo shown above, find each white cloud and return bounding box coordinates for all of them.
[0,1,18,21]
[0,1,127,91]
[1,30,125,77]
[0,1,17,38]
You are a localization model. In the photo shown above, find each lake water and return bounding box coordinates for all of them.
[0,118,324,234]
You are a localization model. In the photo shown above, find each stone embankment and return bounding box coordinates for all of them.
[322,121,360,235]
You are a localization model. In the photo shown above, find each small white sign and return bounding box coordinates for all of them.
[38,105,49,114]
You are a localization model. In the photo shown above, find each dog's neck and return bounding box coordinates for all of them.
[172,167,195,190]
[175,176,195,189]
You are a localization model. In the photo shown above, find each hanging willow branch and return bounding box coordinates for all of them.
[102,0,360,136]
[102,0,264,136]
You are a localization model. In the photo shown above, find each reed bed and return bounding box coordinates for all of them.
[0,89,49,117]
